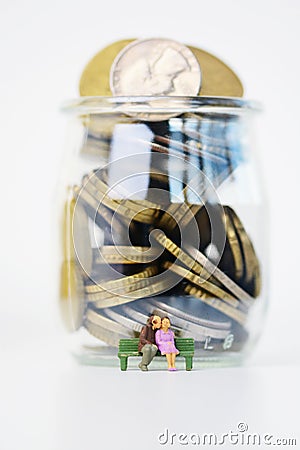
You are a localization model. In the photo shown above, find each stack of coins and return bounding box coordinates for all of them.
[60,38,261,353]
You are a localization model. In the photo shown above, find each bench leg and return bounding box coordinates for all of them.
[120,356,128,371]
[185,356,193,371]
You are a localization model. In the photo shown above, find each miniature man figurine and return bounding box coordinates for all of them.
[138,315,161,371]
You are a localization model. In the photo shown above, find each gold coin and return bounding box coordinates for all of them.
[60,260,85,331]
[85,265,157,294]
[79,39,134,96]
[223,206,244,281]
[93,253,154,265]
[62,196,75,261]
[189,46,243,97]
[90,274,177,309]
[79,39,243,97]
[87,277,153,301]
[252,262,262,298]
[228,207,259,284]
[93,245,161,265]
[97,245,160,257]
[159,202,202,231]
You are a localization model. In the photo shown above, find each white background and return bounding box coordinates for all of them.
[0,1,300,449]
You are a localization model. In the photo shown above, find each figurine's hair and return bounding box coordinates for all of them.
[161,316,171,325]
[147,315,154,325]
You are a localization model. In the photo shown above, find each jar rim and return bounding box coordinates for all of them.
[61,96,261,116]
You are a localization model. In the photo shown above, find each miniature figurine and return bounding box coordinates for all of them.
[138,315,161,371]
[155,316,179,371]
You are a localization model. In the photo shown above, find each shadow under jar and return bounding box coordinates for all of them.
[58,96,268,368]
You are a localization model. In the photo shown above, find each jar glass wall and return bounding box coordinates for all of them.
[57,96,267,368]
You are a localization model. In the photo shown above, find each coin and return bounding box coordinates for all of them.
[88,273,178,309]
[133,302,230,341]
[152,229,237,302]
[73,184,125,232]
[91,169,165,213]
[103,308,143,334]
[60,260,85,331]
[84,309,132,345]
[119,305,190,338]
[158,155,238,232]
[86,277,154,301]
[184,244,255,307]
[159,202,202,231]
[84,320,130,346]
[84,173,162,225]
[86,308,133,335]
[188,46,243,97]
[80,130,111,159]
[185,284,247,325]
[72,199,93,277]
[93,245,161,265]
[79,39,134,96]
[85,265,157,294]
[62,196,76,260]
[252,262,262,298]
[110,38,201,97]
[144,299,231,329]
[228,207,259,284]
[163,261,240,308]
[223,206,244,281]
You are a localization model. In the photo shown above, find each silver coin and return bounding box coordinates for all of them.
[184,244,254,309]
[73,200,93,277]
[120,305,193,339]
[85,320,130,346]
[146,299,231,330]
[85,308,130,335]
[110,38,201,97]
[103,308,144,333]
[123,304,228,341]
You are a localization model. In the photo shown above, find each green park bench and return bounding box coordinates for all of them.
[118,337,194,371]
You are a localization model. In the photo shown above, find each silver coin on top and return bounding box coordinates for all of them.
[110,38,201,97]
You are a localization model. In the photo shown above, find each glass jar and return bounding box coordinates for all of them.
[57,96,267,369]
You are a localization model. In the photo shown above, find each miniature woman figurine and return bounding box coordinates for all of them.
[155,316,179,371]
